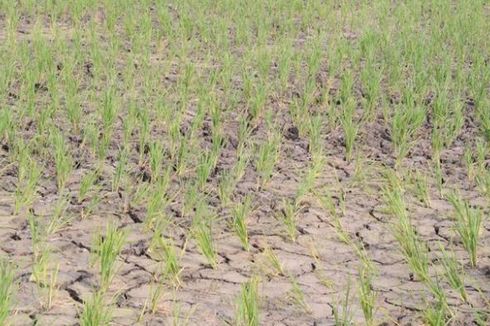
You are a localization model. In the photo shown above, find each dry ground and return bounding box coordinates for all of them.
[0,1,489,325]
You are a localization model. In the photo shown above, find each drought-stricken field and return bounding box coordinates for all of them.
[0,1,489,325]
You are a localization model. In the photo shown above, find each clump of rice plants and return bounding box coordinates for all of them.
[236,276,260,326]
[80,291,113,326]
[447,193,485,267]
[192,200,218,268]
[288,276,311,313]
[383,180,430,282]
[232,195,253,251]
[391,99,425,165]
[0,259,15,325]
[255,131,281,187]
[358,264,377,326]
[150,227,183,285]
[333,279,353,326]
[438,245,468,302]
[278,199,299,242]
[92,224,126,290]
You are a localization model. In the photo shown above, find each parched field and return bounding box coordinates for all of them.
[0,1,489,325]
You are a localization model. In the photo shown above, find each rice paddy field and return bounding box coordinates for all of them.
[0,1,489,325]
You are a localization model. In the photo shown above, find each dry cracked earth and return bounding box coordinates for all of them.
[1,109,490,325]
[0,5,490,326]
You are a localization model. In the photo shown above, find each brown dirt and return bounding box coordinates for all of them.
[2,111,489,325]
[1,9,489,326]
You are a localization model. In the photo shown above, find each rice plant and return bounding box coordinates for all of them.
[46,194,72,235]
[391,102,425,164]
[171,293,197,326]
[438,245,468,302]
[410,170,431,208]
[358,265,377,326]
[333,279,353,326]
[255,132,281,187]
[149,141,165,181]
[79,170,99,204]
[296,152,324,200]
[262,246,284,276]
[232,195,253,251]
[476,171,490,199]
[236,276,260,326]
[149,283,164,315]
[14,152,41,214]
[44,263,59,310]
[150,228,183,284]
[145,174,171,229]
[340,98,359,161]
[447,193,484,267]
[383,181,430,282]
[80,291,112,326]
[29,214,49,286]
[288,276,311,313]
[0,259,15,325]
[192,201,218,268]
[196,151,215,190]
[278,199,299,242]
[139,283,165,321]
[423,306,447,326]
[30,240,60,309]
[218,171,234,206]
[50,128,73,191]
[92,224,126,290]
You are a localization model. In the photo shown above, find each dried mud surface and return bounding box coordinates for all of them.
[2,113,489,325]
[1,11,490,326]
